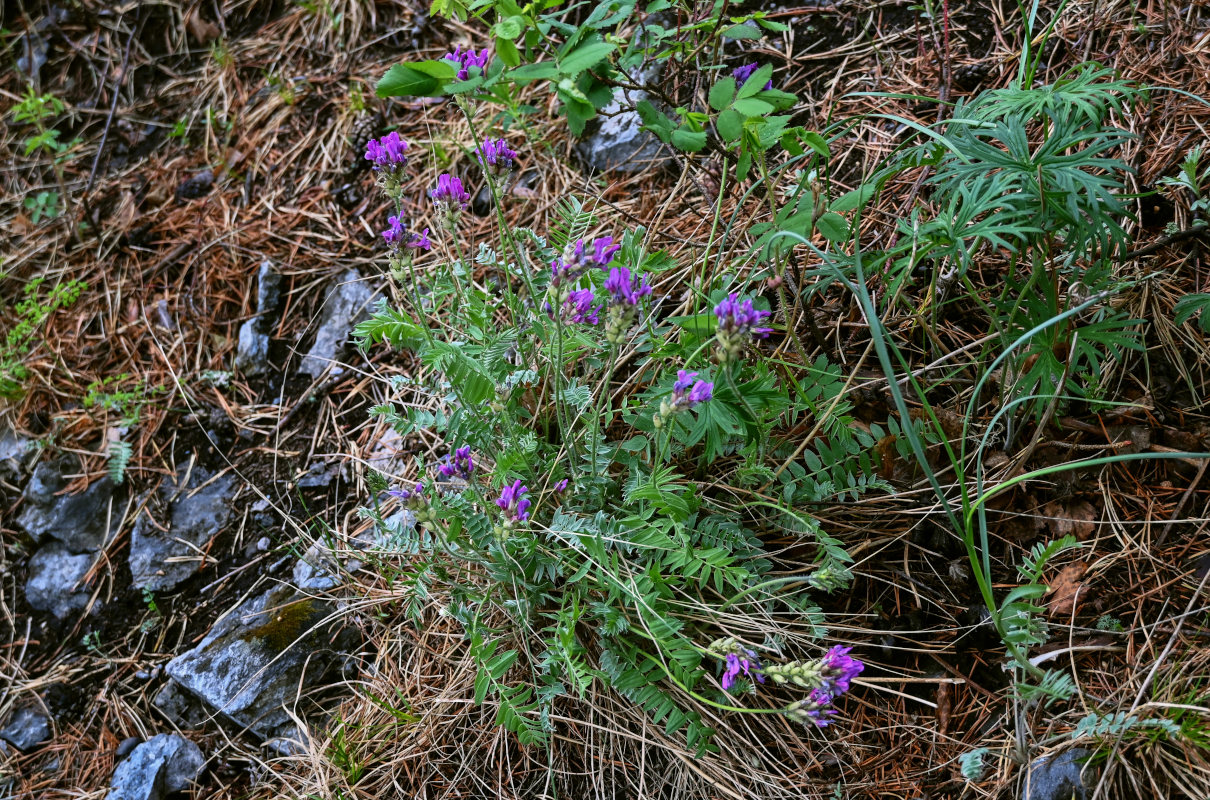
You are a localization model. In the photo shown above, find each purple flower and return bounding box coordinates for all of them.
[732,62,773,91]
[477,138,518,172]
[593,237,622,267]
[385,482,425,502]
[495,480,531,522]
[382,214,406,247]
[365,131,410,171]
[407,227,432,250]
[720,648,765,692]
[445,45,490,81]
[604,267,652,307]
[554,478,569,493]
[558,236,622,278]
[562,289,601,325]
[714,292,772,361]
[787,689,839,727]
[602,266,651,343]
[437,446,475,481]
[655,369,713,426]
[819,645,864,694]
[430,173,471,210]
[672,369,713,408]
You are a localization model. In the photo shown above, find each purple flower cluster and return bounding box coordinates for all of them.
[603,266,653,344]
[654,370,713,427]
[407,227,432,250]
[386,482,426,504]
[543,235,636,330]
[445,46,490,81]
[732,62,773,91]
[787,688,839,727]
[430,173,471,210]
[438,446,475,481]
[721,648,766,692]
[554,478,569,493]
[477,138,518,173]
[495,480,531,523]
[561,288,602,325]
[365,131,409,171]
[382,217,432,257]
[550,236,623,291]
[714,293,772,361]
[819,645,864,694]
[604,266,652,307]
[765,645,865,728]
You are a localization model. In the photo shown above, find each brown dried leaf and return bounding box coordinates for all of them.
[935,680,952,735]
[1046,561,1089,617]
[185,7,220,45]
[1043,500,1098,540]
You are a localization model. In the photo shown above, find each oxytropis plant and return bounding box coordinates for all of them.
[354,47,866,753]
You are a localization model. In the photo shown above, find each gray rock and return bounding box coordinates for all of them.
[296,460,340,489]
[151,682,208,729]
[299,269,375,377]
[17,462,120,552]
[163,585,356,738]
[376,509,418,552]
[1024,748,1094,800]
[0,707,51,751]
[234,261,283,377]
[26,543,94,619]
[107,733,204,800]
[578,66,675,174]
[116,736,142,759]
[130,466,237,591]
[255,260,283,313]
[293,547,341,592]
[234,319,270,377]
[0,428,33,484]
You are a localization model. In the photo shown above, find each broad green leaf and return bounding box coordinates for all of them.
[800,130,830,158]
[493,15,524,40]
[721,23,762,40]
[815,212,849,242]
[558,40,616,74]
[831,184,876,213]
[377,60,458,97]
[671,127,707,152]
[732,97,774,117]
[508,61,559,83]
[495,35,521,67]
[715,109,744,142]
[708,77,736,111]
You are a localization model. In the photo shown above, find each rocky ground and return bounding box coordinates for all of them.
[4,2,1210,799]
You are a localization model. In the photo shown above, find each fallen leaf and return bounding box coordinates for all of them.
[185,7,220,45]
[1046,561,1089,617]
[1043,500,1098,540]
[935,680,952,735]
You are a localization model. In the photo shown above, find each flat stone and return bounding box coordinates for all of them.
[233,319,269,377]
[0,427,33,484]
[0,707,51,751]
[233,261,283,377]
[1024,748,1094,800]
[299,269,375,377]
[17,462,120,552]
[151,682,208,729]
[577,65,675,174]
[106,733,204,800]
[26,543,95,620]
[130,465,237,591]
[163,585,356,738]
[255,260,283,313]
